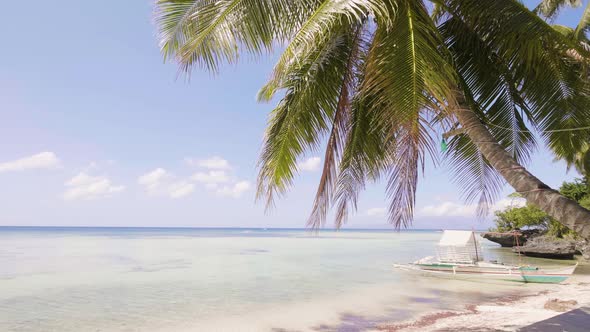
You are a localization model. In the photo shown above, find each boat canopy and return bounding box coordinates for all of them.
[436,230,483,264]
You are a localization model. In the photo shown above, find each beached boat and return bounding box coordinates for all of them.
[393,230,578,284]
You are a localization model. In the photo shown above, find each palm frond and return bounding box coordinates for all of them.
[574,3,590,39]
[333,98,391,227]
[256,23,358,208]
[444,0,590,163]
[156,0,203,62]
[535,0,582,20]
[444,133,504,217]
[155,0,312,73]
[362,2,455,118]
[443,0,589,61]
[551,23,590,49]
[306,23,368,229]
[440,16,537,166]
[258,0,389,101]
[386,118,436,227]
[545,112,590,171]
[359,0,455,227]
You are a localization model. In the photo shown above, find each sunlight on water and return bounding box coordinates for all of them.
[0,228,577,331]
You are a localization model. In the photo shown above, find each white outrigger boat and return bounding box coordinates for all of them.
[394,230,578,284]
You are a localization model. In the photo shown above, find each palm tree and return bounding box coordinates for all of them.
[154,0,590,239]
[537,0,590,177]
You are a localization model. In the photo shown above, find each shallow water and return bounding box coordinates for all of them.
[0,227,581,331]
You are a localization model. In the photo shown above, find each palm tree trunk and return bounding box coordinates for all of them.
[452,92,590,240]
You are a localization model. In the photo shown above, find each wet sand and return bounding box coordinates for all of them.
[376,274,590,332]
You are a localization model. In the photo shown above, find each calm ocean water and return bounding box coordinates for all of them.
[0,227,579,331]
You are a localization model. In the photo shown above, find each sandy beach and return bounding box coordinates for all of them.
[378,272,590,331]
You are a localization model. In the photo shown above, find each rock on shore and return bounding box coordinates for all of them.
[575,239,590,260]
[512,236,576,260]
[481,229,542,247]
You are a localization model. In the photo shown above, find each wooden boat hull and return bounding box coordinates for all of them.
[393,262,577,284]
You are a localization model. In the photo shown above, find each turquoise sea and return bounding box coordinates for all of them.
[0,227,581,331]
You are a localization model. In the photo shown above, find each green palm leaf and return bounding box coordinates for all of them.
[444,0,590,160]
[440,15,537,165]
[156,0,310,73]
[574,3,590,38]
[333,98,390,227]
[535,0,582,20]
[359,0,455,227]
[306,23,368,228]
[445,133,504,217]
[256,23,357,207]
[258,0,388,101]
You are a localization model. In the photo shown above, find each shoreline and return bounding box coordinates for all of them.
[376,274,590,331]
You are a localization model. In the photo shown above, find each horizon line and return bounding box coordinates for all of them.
[0,225,489,231]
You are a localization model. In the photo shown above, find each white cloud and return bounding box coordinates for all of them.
[419,201,476,218]
[298,157,321,171]
[494,197,526,210]
[0,152,61,173]
[138,168,195,199]
[139,157,250,200]
[63,172,124,201]
[216,181,251,198]
[168,181,195,199]
[184,156,251,198]
[367,207,387,218]
[138,168,171,193]
[417,198,526,218]
[66,173,100,187]
[191,170,230,184]
[186,156,231,170]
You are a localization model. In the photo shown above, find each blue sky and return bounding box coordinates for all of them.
[0,1,584,229]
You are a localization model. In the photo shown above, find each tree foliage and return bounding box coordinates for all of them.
[492,178,590,237]
[494,205,552,231]
[493,205,570,237]
[537,0,590,176]
[155,0,590,229]
[559,177,589,201]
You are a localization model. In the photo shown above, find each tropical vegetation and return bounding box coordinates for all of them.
[154,0,590,239]
[492,204,564,236]
[490,178,590,238]
[492,178,590,238]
